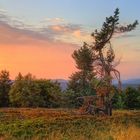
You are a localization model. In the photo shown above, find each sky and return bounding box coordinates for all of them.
[0,0,140,80]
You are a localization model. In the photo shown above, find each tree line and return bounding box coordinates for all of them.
[0,70,61,108]
[0,70,139,109]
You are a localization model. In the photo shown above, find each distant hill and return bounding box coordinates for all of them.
[53,78,140,91]
[51,79,68,91]
[114,78,140,89]
[121,79,140,89]
[123,79,140,84]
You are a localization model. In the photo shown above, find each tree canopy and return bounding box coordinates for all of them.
[68,43,95,95]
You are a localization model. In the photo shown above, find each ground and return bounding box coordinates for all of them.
[0,108,140,140]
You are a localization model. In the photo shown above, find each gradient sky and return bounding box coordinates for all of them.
[0,0,140,80]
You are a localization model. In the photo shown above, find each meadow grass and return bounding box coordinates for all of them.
[0,108,139,140]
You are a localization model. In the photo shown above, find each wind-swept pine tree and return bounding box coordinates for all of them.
[89,8,138,115]
[70,8,138,115]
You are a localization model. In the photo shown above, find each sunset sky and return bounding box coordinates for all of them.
[0,0,140,80]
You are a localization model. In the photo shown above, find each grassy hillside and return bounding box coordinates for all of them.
[0,108,140,140]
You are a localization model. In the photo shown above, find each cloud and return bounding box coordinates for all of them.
[0,9,25,28]
[0,9,90,45]
[41,24,82,37]
[40,24,91,44]
[42,17,65,24]
[0,21,51,45]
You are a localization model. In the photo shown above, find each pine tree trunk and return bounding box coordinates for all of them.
[105,100,112,116]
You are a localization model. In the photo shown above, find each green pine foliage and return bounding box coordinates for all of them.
[68,43,95,95]
[0,70,11,107]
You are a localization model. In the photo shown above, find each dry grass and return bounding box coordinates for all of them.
[113,125,140,140]
[0,108,139,140]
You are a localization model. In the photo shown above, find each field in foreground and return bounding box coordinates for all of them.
[0,108,140,140]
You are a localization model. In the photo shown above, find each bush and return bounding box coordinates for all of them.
[9,73,62,107]
[124,87,140,109]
